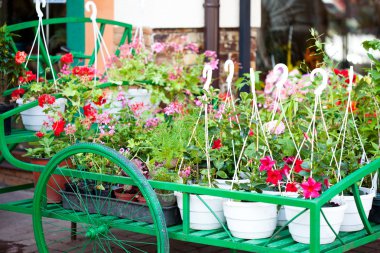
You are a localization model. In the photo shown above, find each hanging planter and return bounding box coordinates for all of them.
[285,203,347,244]
[333,188,375,232]
[17,98,66,131]
[175,192,226,230]
[223,200,277,239]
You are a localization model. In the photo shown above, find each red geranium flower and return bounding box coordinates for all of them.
[26,71,37,82]
[15,51,27,64]
[285,182,298,192]
[350,101,358,112]
[333,68,356,84]
[212,139,222,150]
[266,169,282,186]
[83,104,97,122]
[93,95,106,106]
[60,53,74,65]
[35,132,44,138]
[11,88,25,100]
[52,118,65,136]
[248,129,254,136]
[72,66,95,77]
[301,177,322,199]
[38,94,56,107]
[259,156,275,171]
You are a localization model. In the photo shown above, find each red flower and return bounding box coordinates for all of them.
[301,177,322,199]
[212,139,222,150]
[266,169,282,186]
[333,68,356,84]
[283,156,295,165]
[52,118,65,136]
[286,182,298,192]
[38,94,56,107]
[248,129,254,136]
[280,164,290,176]
[60,53,73,65]
[15,51,27,64]
[259,156,275,171]
[350,101,358,112]
[35,132,44,138]
[323,178,330,188]
[83,104,97,122]
[294,159,304,173]
[18,76,26,83]
[93,95,106,106]
[11,88,25,100]
[72,66,95,77]
[25,71,37,82]
[218,93,230,101]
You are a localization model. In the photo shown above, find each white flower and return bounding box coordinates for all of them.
[263,120,285,135]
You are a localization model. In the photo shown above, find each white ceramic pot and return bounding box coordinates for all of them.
[333,191,375,232]
[17,98,66,131]
[262,190,299,226]
[223,200,277,239]
[285,203,347,244]
[175,192,226,230]
[214,179,250,190]
[125,88,153,108]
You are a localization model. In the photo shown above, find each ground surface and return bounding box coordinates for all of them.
[0,186,379,253]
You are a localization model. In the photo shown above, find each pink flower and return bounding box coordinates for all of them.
[209,59,219,70]
[117,92,127,108]
[168,42,181,52]
[179,166,191,178]
[283,156,295,165]
[64,124,76,135]
[129,102,145,116]
[259,156,276,171]
[152,42,166,53]
[266,169,282,185]
[145,118,160,128]
[263,120,285,135]
[168,72,178,80]
[194,99,202,107]
[163,102,183,115]
[301,177,322,199]
[204,50,217,58]
[96,112,111,125]
[119,44,132,58]
[185,42,199,53]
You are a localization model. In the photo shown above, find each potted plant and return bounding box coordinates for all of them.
[24,132,70,203]
[151,167,179,207]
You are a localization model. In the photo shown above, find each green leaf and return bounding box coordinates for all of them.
[213,160,224,170]
[216,170,228,179]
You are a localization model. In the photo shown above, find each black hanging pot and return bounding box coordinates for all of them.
[369,193,380,223]
[0,103,15,135]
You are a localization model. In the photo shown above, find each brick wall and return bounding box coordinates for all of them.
[113,26,258,83]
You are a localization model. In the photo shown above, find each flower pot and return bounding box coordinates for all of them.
[214,179,250,190]
[30,157,71,203]
[369,193,380,224]
[285,203,347,244]
[223,200,278,239]
[156,192,177,207]
[0,103,15,135]
[114,188,137,202]
[333,189,375,232]
[262,190,299,226]
[16,98,66,131]
[175,192,226,230]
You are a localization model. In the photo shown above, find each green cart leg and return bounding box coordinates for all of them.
[33,143,170,253]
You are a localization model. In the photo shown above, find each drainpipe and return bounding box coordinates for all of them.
[239,0,251,93]
[204,0,220,87]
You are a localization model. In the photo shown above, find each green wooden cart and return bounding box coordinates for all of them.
[1,18,380,253]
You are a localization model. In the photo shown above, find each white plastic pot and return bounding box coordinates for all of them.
[333,189,375,232]
[214,179,250,190]
[262,190,299,226]
[285,203,347,244]
[223,200,277,239]
[17,98,67,131]
[175,192,226,230]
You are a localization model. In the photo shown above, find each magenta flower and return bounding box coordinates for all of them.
[209,58,219,70]
[152,42,166,53]
[145,117,160,128]
[163,102,183,115]
[259,156,276,171]
[204,50,217,58]
[185,42,199,53]
[301,177,322,199]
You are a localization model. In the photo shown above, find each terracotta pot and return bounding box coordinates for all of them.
[114,188,137,202]
[30,157,72,203]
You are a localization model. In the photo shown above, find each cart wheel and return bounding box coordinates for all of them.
[33,143,170,253]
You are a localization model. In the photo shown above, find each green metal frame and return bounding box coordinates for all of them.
[4,17,132,77]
